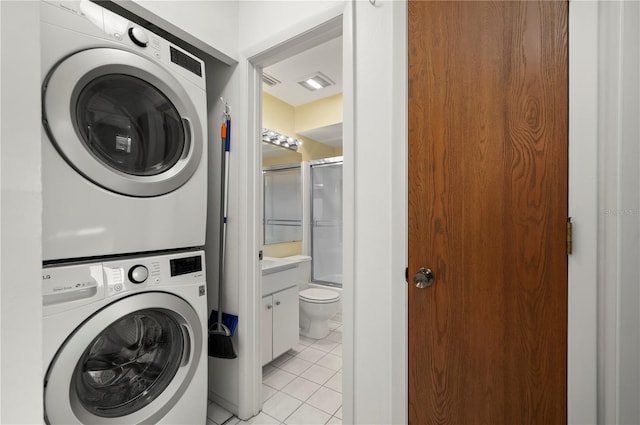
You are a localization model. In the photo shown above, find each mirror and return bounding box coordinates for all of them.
[263,164,302,244]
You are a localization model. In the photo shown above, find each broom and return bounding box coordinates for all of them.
[209,102,237,359]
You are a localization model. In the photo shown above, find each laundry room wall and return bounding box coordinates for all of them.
[131,0,238,59]
[0,1,43,423]
[238,1,345,49]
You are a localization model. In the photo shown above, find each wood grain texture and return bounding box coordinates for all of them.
[408,2,568,424]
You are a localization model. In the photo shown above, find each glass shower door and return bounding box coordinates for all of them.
[310,158,343,287]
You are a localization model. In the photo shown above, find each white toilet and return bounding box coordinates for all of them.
[299,287,341,339]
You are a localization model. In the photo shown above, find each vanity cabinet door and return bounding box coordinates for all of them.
[272,286,299,359]
[261,295,273,366]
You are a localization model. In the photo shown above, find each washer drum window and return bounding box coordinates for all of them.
[73,309,184,418]
[44,293,203,424]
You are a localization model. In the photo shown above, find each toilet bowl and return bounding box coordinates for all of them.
[299,287,341,339]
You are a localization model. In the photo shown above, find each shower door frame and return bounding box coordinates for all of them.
[309,156,344,288]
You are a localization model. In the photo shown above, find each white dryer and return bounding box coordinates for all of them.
[41,1,209,261]
[43,249,207,424]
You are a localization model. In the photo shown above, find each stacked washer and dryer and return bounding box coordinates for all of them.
[40,1,210,423]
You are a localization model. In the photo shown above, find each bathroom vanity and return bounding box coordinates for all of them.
[261,256,310,365]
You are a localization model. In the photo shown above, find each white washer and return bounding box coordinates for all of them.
[41,1,209,261]
[43,249,207,424]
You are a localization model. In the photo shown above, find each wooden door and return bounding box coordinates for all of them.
[408,2,568,424]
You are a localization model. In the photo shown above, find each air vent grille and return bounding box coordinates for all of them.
[262,72,281,87]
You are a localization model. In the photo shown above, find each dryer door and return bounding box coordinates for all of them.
[43,48,203,197]
[44,293,203,424]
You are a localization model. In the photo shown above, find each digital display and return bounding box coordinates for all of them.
[170,47,202,77]
[170,255,202,276]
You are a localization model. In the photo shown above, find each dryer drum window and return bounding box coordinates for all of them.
[42,48,204,197]
[71,308,184,418]
[75,74,185,177]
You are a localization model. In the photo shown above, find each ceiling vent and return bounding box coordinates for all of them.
[298,72,334,91]
[262,72,281,87]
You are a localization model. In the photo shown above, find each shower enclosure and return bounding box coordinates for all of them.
[310,157,343,287]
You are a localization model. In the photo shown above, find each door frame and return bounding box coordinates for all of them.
[240,3,355,421]
[566,1,598,423]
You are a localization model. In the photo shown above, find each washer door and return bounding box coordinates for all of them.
[43,48,203,197]
[44,293,203,424]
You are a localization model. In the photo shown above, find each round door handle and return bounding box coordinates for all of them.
[414,267,435,289]
[275,301,281,306]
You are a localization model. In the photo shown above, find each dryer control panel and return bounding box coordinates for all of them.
[41,0,206,88]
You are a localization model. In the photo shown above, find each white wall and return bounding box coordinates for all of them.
[599,2,640,423]
[0,1,43,423]
[132,0,238,60]
[238,1,344,52]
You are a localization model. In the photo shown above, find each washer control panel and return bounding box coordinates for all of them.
[42,264,104,307]
[43,250,206,306]
[102,251,204,296]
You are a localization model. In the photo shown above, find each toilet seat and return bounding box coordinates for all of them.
[299,288,340,304]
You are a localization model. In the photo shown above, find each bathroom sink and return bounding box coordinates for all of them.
[261,256,311,296]
[261,255,310,275]
[261,257,294,275]
[261,258,278,269]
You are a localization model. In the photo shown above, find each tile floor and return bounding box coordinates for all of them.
[207,311,343,425]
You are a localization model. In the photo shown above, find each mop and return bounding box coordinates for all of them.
[208,99,237,359]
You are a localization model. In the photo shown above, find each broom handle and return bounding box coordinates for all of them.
[217,119,230,326]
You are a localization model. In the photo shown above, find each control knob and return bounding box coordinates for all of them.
[129,265,149,284]
[128,27,149,48]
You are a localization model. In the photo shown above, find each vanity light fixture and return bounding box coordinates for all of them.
[262,128,303,152]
